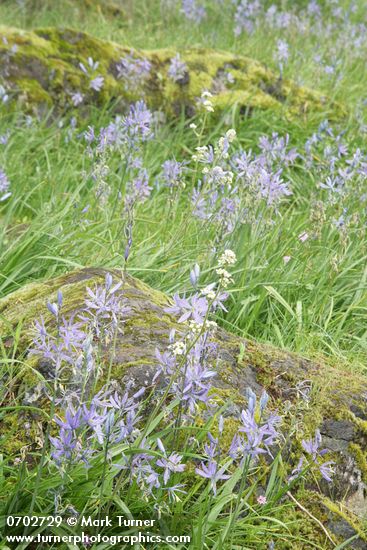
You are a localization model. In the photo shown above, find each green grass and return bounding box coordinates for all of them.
[1,107,366,366]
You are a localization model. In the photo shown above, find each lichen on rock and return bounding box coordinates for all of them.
[0,267,366,544]
[0,268,367,532]
[0,26,345,119]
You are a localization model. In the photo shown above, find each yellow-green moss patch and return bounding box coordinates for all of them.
[0,26,346,119]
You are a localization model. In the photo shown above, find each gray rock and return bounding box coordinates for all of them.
[0,267,366,541]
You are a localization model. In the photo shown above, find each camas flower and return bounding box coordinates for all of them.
[234,0,261,36]
[155,333,216,413]
[156,439,186,484]
[55,405,83,431]
[144,466,161,492]
[30,314,86,372]
[79,57,99,75]
[84,126,95,144]
[125,166,152,206]
[257,133,298,167]
[50,428,82,464]
[89,76,104,92]
[302,429,328,461]
[0,84,9,104]
[165,293,209,324]
[123,100,153,145]
[159,159,186,189]
[181,0,206,23]
[179,352,216,411]
[290,430,334,483]
[0,131,10,145]
[154,348,177,377]
[163,484,187,502]
[190,263,200,287]
[204,432,220,459]
[168,54,188,83]
[81,273,130,340]
[0,168,11,201]
[319,461,335,483]
[71,92,84,106]
[275,39,289,69]
[258,168,292,206]
[230,389,281,462]
[195,460,230,495]
[116,52,151,91]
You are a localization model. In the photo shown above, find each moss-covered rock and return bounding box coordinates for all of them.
[0,267,366,545]
[0,26,345,119]
[31,0,126,18]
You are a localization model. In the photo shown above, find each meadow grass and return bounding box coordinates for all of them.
[1,107,366,365]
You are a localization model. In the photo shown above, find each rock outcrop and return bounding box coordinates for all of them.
[18,0,126,19]
[0,26,344,119]
[0,267,366,546]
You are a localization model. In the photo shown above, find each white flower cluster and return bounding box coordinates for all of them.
[206,320,218,332]
[216,129,237,158]
[201,286,216,300]
[187,319,217,335]
[199,90,214,112]
[192,130,236,192]
[187,320,203,334]
[203,165,234,187]
[226,129,237,142]
[169,341,186,356]
[215,268,233,288]
[218,249,237,266]
[216,249,237,288]
[192,145,211,163]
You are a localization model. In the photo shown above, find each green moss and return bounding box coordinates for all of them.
[243,345,271,385]
[322,496,367,543]
[349,443,367,481]
[16,77,52,105]
[348,413,367,437]
[0,26,345,118]
[209,386,245,410]
[0,268,169,339]
[1,410,44,455]
[216,417,240,450]
[1,412,28,453]
[106,357,156,381]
